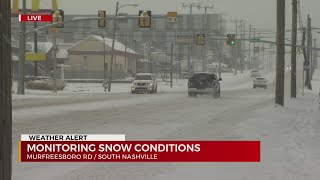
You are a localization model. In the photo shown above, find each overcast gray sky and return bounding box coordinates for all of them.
[32,0,320,33]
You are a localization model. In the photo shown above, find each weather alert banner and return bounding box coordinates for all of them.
[18,134,260,162]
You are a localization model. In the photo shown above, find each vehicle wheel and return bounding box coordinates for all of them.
[154,86,158,93]
[265,86,267,89]
[131,91,135,94]
[253,86,256,89]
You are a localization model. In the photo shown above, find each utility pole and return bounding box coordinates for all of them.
[0,0,12,179]
[197,4,214,72]
[313,39,318,71]
[134,40,138,74]
[182,3,196,14]
[108,2,119,92]
[275,0,286,106]
[183,2,196,76]
[52,31,57,93]
[187,44,191,77]
[302,27,307,96]
[258,32,261,70]
[248,24,252,70]
[124,33,128,75]
[196,4,214,14]
[291,0,298,98]
[231,19,242,75]
[218,13,223,78]
[253,28,256,69]
[17,0,27,95]
[102,35,106,83]
[148,43,152,73]
[34,22,38,76]
[240,20,245,73]
[170,43,174,88]
[306,14,312,90]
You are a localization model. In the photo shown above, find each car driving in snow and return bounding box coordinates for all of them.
[188,72,222,98]
[131,73,157,94]
[286,65,292,72]
[253,77,268,89]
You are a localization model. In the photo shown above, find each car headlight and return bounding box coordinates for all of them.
[148,83,153,86]
[131,83,136,86]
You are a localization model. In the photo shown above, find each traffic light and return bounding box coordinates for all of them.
[196,34,205,45]
[98,10,106,27]
[52,10,64,28]
[139,10,151,28]
[226,34,235,45]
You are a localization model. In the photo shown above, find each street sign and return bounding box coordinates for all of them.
[19,14,52,22]
[176,33,193,44]
[25,53,47,61]
[250,38,260,43]
[139,10,151,28]
[196,34,205,45]
[167,12,177,22]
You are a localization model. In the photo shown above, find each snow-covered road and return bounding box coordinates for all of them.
[11,68,320,180]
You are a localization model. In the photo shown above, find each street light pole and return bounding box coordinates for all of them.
[102,35,106,82]
[108,2,138,92]
[17,0,27,95]
[108,2,119,92]
[170,43,174,88]
[52,31,57,93]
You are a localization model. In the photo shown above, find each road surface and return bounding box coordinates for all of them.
[12,68,308,180]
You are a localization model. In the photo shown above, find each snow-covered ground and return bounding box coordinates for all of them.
[12,71,265,100]
[154,71,320,180]
[11,69,320,180]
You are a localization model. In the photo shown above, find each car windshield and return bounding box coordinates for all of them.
[192,73,215,80]
[256,78,265,80]
[135,75,152,80]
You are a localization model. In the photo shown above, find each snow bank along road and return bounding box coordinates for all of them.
[12,70,320,180]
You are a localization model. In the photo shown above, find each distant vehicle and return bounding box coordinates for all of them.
[24,75,52,81]
[286,65,292,71]
[188,72,222,98]
[131,73,157,94]
[253,77,268,89]
[250,70,261,77]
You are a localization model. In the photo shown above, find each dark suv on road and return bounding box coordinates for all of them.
[188,72,222,98]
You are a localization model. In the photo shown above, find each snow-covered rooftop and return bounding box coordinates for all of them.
[69,35,136,54]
